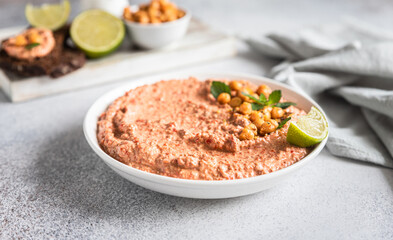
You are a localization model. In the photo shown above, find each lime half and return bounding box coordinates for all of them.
[70,10,125,58]
[25,0,70,30]
[287,106,328,147]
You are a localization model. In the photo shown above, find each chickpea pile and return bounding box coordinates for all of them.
[123,0,185,24]
[11,29,43,47]
[216,81,287,141]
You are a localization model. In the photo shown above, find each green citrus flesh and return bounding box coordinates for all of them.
[70,10,125,58]
[25,0,70,30]
[286,106,328,147]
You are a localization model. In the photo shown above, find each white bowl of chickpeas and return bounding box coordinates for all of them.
[123,0,190,49]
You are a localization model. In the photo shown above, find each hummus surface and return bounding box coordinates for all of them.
[97,77,311,180]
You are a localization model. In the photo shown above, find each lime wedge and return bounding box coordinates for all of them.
[25,0,70,30]
[70,10,125,58]
[286,106,328,147]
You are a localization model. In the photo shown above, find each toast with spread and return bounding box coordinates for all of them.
[0,26,85,78]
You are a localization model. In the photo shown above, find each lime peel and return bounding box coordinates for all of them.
[25,0,70,30]
[70,9,125,58]
[286,106,328,147]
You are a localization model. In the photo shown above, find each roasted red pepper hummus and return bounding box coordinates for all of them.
[97,77,311,180]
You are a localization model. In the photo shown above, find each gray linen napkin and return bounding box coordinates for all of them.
[245,18,393,168]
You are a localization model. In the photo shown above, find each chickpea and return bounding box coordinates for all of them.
[28,32,42,44]
[259,120,277,135]
[250,111,262,122]
[163,3,177,13]
[270,119,279,128]
[166,13,177,21]
[239,102,252,115]
[271,107,284,119]
[229,97,242,108]
[237,87,254,102]
[177,10,185,18]
[253,118,264,129]
[163,4,177,21]
[135,11,149,23]
[256,84,271,97]
[262,106,272,113]
[123,7,133,21]
[245,87,255,94]
[139,4,149,11]
[148,7,159,18]
[150,0,160,9]
[217,93,231,104]
[139,15,150,23]
[159,14,167,22]
[124,7,131,14]
[245,123,258,135]
[239,128,255,140]
[262,106,272,120]
[151,17,161,23]
[263,112,271,121]
[159,0,169,7]
[229,81,242,91]
[14,35,27,46]
[237,91,248,102]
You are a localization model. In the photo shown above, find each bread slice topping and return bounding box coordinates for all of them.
[2,28,55,60]
[0,26,86,78]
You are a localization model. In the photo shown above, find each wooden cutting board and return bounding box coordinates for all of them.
[0,19,237,102]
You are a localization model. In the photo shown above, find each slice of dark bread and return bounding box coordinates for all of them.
[49,48,85,78]
[0,26,86,78]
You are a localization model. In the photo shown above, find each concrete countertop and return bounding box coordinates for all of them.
[1,0,392,239]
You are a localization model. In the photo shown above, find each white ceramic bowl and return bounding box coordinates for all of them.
[123,6,191,49]
[83,72,328,199]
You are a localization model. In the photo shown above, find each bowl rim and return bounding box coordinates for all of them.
[83,72,328,187]
[122,5,191,28]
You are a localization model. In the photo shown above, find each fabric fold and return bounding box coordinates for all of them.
[246,18,393,168]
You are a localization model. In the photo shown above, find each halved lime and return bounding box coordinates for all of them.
[70,10,125,58]
[286,106,328,147]
[25,0,70,30]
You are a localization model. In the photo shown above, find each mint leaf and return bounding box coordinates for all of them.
[277,117,291,129]
[259,93,267,102]
[25,42,40,50]
[267,90,281,105]
[242,92,266,105]
[210,81,231,99]
[251,103,264,111]
[275,102,296,109]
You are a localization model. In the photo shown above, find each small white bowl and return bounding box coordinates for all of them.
[123,6,191,49]
[83,72,328,199]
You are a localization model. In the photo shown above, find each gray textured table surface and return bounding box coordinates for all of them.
[1,0,393,239]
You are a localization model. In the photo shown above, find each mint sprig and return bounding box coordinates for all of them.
[242,92,266,110]
[241,92,265,105]
[25,43,40,50]
[251,103,264,111]
[210,81,231,99]
[275,102,297,109]
[267,90,281,105]
[259,93,267,102]
[277,117,291,129]
[243,89,296,110]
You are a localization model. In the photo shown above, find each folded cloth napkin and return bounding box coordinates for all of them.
[245,18,393,168]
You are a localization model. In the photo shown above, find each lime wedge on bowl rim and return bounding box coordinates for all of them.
[70,9,125,58]
[286,106,328,147]
[25,0,70,30]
